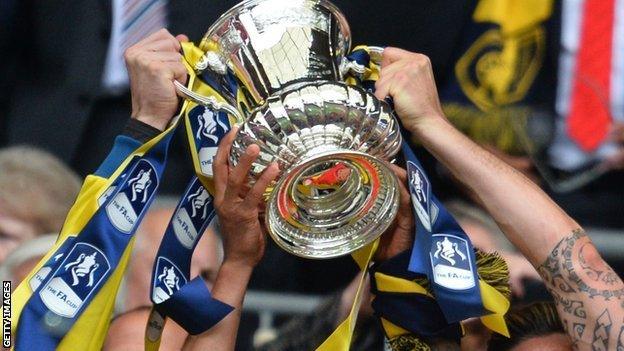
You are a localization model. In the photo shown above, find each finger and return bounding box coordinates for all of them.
[244,162,280,207]
[166,61,188,85]
[142,38,182,53]
[224,144,260,200]
[388,164,411,211]
[374,74,397,101]
[389,164,408,183]
[142,55,187,84]
[176,34,190,43]
[374,61,409,100]
[381,47,416,68]
[137,51,183,62]
[397,174,411,211]
[379,60,409,83]
[374,76,392,101]
[213,127,239,200]
[135,28,174,47]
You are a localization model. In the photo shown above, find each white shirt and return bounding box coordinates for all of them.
[102,0,129,95]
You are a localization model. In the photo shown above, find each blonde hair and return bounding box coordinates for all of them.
[0,146,82,235]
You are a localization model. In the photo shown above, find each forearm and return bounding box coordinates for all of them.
[537,229,624,350]
[408,117,578,265]
[408,118,624,349]
[184,260,253,351]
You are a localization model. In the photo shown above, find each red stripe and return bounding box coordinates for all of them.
[567,0,616,151]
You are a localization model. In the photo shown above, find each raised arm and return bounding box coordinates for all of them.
[184,130,279,350]
[375,47,624,350]
[123,29,280,349]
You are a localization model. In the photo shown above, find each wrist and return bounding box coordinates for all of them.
[220,258,256,276]
[404,113,447,137]
[133,113,170,131]
[210,259,254,308]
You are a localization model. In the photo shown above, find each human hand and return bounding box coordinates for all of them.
[124,29,189,131]
[374,47,446,133]
[376,164,415,262]
[212,128,280,268]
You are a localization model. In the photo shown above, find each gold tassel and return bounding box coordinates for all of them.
[388,335,432,351]
[474,249,511,300]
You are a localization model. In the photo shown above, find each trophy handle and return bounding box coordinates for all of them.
[174,80,244,124]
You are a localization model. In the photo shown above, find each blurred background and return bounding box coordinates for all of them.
[1,0,623,350]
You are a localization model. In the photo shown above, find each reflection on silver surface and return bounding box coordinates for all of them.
[185,0,403,258]
[198,0,350,106]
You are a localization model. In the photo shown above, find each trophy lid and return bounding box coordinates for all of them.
[198,0,351,106]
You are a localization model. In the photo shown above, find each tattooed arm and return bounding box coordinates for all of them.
[538,230,624,350]
[375,47,624,350]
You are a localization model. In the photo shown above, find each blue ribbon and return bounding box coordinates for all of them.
[145,103,234,343]
[14,131,174,350]
[148,177,232,336]
[401,127,485,323]
[26,237,77,293]
[348,48,485,323]
[370,251,461,341]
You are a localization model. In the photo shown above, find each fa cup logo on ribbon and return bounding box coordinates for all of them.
[39,243,111,318]
[152,257,187,304]
[106,159,159,234]
[173,179,215,249]
[430,234,475,291]
[190,106,230,177]
[407,161,436,232]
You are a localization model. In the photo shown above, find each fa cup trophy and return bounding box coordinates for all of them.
[176,0,402,258]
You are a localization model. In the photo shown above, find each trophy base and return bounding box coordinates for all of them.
[265,149,400,259]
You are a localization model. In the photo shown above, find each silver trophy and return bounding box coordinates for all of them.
[176,0,402,258]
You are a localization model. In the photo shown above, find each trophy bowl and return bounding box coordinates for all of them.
[178,0,403,258]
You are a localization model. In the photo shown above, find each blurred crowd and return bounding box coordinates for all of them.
[1,0,623,350]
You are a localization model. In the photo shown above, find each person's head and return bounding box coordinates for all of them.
[0,146,81,263]
[488,302,572,351]
[0,233,56,285]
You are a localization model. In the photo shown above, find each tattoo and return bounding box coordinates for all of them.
[573,323,586,340]
[591,310,612,351]
[538,229,624,301]
[538,229,624,350]
[579,243,619,286]
[556,295,587,319]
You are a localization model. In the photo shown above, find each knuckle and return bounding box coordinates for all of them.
[395,71,408,82]
[416,54,431,67]
[158,28,170,36]
[147,60,162,72]
[123,47,135,61]
[171,38,181,51]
